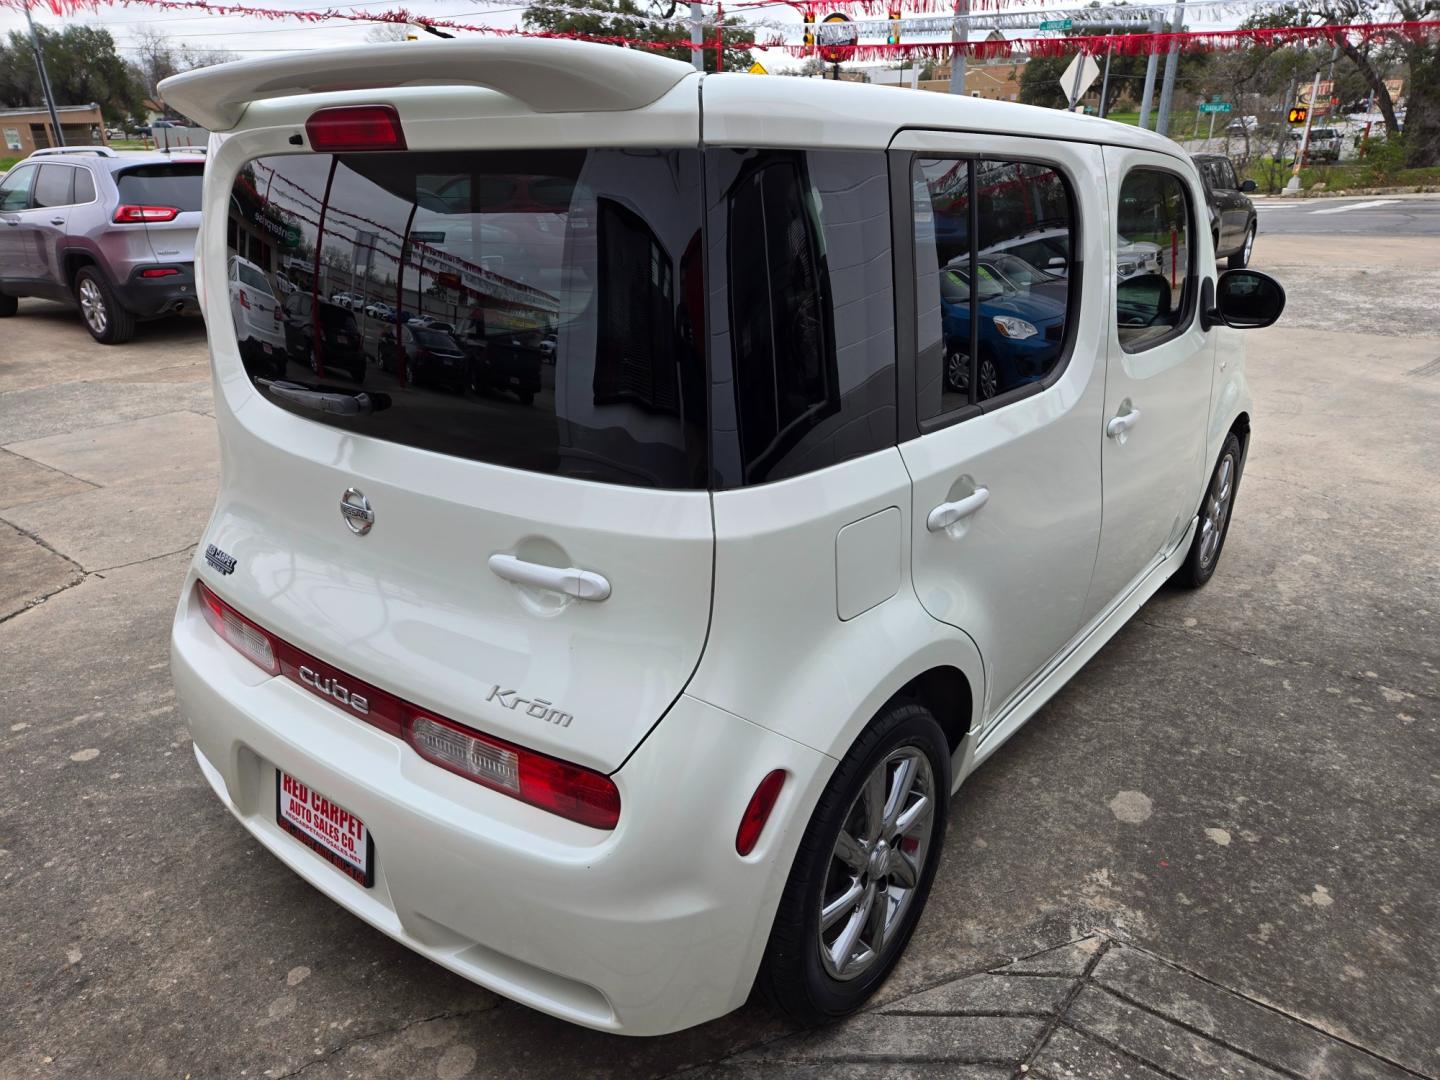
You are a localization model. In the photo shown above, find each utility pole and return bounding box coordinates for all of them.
[949,0,969,95]
[1286,68,1322,193]
[23,0,65,148]
[1098,42,1114,119]
[689,1,704,71]
[1137,14,1162,129]
[1154,0,1185,137]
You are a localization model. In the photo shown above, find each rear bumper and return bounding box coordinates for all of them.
[114,263,200,317]
[170,572,831,1034]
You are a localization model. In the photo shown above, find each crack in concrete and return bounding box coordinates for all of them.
[268,1004,502,1080]
[1135,616,1440,706]
[0,540,195,627]
[1015,936,1112,1078]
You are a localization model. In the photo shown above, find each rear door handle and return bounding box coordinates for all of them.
[1106,407,1141,439]
[927,487,989,533]
[488,553,611,602]
[50,217,65,226]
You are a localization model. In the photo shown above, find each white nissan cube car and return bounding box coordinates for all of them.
[162,40,1284,1037]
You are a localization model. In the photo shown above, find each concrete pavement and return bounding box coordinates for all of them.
[2,229,1438,1078]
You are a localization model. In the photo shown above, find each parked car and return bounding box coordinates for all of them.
[1288,127,1342,163]
[981,226,1160,283]
[280,291,366,382]
[363,299,394,320]
[406,314,456,333]
[228,255,287,375]
[939,257,1066,398]
[0,145,203,343]
[1192,152,1258,269]
[378,323,468,391]
[329,291,363,310]
[161,39,1285,1039]
[1225,115,1259,134]
[461,325,544,405]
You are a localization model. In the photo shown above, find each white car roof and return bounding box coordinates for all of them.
[160,38,1187,162]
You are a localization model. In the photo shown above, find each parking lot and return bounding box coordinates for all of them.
[2,200,1439,1078]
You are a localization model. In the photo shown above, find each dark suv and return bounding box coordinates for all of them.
[1192,152,1258,269]
[0,146,202,343]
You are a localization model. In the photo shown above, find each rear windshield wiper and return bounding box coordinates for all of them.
[256,379,388,416]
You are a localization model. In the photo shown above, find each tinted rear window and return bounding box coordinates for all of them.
[116,163,204,211]
[228,149,706,489]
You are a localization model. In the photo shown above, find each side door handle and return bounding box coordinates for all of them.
[927,487,989,533]
[1106,407,1141,439]
[488,553,611,602]
[50,217,65,226]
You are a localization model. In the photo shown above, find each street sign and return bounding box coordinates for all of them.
[748,61,768,75]
[817,13,858,64]
[1057,52,1101,107]
[410,231,446,243]
[1288,106,1308,124]
[1198,102,1232,113]
[1039,18,1073,30]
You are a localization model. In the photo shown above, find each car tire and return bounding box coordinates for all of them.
[978,355,999,401]
[1228,225,1255,270]
[757,700,950,1028]
[944,349,969,394]
[0,291,17,318]
[405,359,417,386]
[74,266,135,345]
[517,390,535,406]
[1174,431,1242,589]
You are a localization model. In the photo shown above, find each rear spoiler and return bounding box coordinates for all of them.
[158,39,696,132]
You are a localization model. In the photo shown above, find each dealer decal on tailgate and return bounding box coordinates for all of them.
[276,770,374,887]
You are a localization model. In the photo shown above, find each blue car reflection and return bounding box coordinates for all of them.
[940,257,1067,399]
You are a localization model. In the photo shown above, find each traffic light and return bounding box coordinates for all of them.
[1288,106,1308,124]
[887,6,902,45]
[803,11,815,47]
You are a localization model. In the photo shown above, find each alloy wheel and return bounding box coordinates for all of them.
[1243,227,1255,265]
[945,350,969,394]
[978,357,998,401]
[1198,452,1235,568]
[817,747,936,982]
[79,278,108,336]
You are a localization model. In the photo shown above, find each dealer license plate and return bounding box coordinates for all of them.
[276,769,373,887]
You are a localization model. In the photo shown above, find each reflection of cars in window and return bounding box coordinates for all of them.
[939,259,1066,398]
[281,292,365,383]
[363,300,394,320]
[379,323,468,392]
[461,322,543,405]
[228,255,286,375]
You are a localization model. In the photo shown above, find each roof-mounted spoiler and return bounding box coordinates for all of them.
[158,39,696,132]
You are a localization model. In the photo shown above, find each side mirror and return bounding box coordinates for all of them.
[1240,178,1258,193]
[1203,269,1286,330]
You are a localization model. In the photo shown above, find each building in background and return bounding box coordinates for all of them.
[0,104,108,155]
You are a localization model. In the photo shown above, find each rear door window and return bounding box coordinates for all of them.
[228,149,707,489]
[116,163,205,211]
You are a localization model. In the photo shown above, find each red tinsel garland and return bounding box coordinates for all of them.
[783,20,1440,59]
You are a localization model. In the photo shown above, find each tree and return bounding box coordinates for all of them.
[523,0,755,74]
[365,23,413,43]
[127,27,238,113]
[1285,0,1440,166]
[0,25,145,124]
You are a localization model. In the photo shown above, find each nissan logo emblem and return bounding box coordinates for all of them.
[340,487,374,535]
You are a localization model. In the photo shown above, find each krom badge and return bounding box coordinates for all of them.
[340,487,374,535]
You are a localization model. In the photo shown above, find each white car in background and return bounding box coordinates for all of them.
[163,38,1284,1039]
[226,255,285,374]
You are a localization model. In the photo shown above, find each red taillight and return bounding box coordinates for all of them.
[193,582,619,830]
[141,267,179,278]
[736,769,787,856]
[305,105,407,152]
[198,582,278,675]
[114,204,180,223]
[237,289,250,309]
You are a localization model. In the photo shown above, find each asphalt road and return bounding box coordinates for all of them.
[2,227,1439,1079]
[1255,194,1440,235]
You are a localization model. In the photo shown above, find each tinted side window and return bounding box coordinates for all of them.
[34,164,74,208]
[229,149,707,489]
[914,157,1075,419]
[74,168,96,203]
[707,149,895,487]
[1116,169,1194,351]
[0,164,35,211]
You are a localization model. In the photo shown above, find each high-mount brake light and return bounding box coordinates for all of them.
[736,769,787,856]
[113,204,180,223]
[198,582,278,674]
[193,582,620,830]
[304,105,407,152]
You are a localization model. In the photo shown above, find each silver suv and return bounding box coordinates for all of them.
[0,146,203,343]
